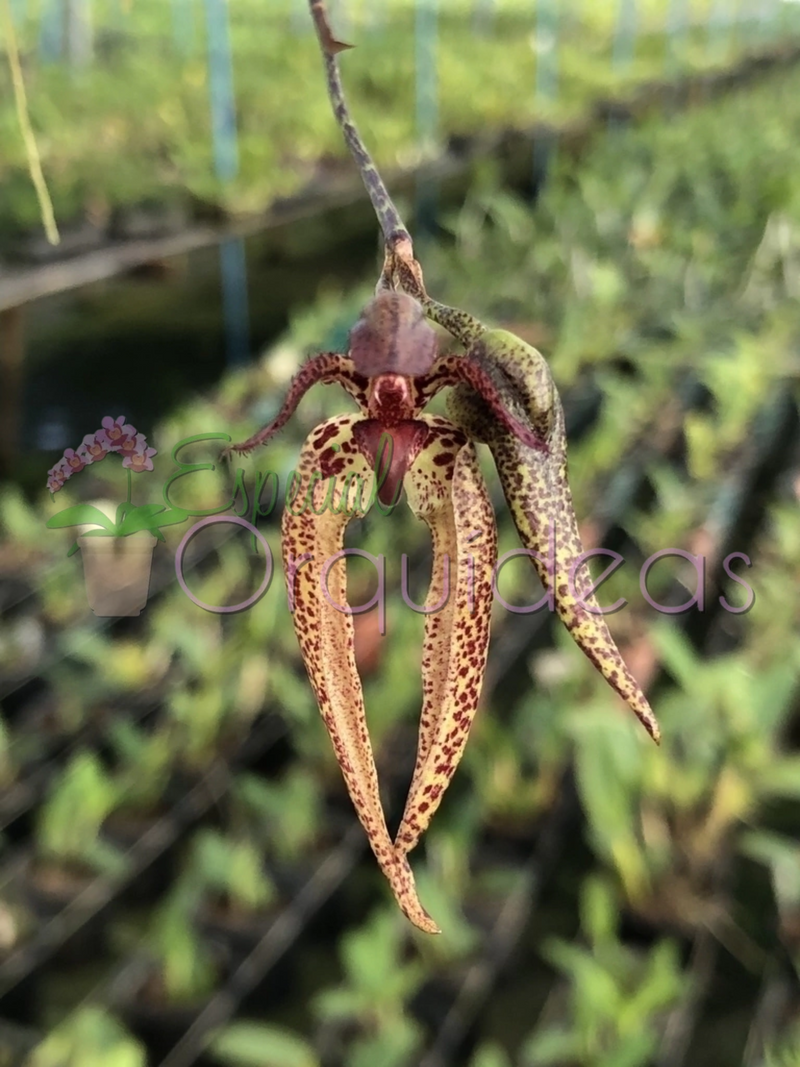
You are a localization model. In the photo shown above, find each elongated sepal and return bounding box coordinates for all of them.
[447,331,661,744]
[414,353,548,454]
[282,414,439,932]
[394,416,498,854]
[223,354,368,460]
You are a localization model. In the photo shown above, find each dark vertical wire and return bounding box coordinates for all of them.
[611,0,637,132]
[291,0,312,35]
[219,237,250,368]
[613,0,637,72]
[66,0,93,68]
[532,0,559,199]
[204,0,238,182]
[171,0,196,57]
[39,0,64,62]
[415,0,439,240]
[666,0,689,73]
[472,0,494,37]
[204,0,250,366]
[707,0,732,61]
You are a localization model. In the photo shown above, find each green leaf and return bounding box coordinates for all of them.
[521,1027,581,1066]
[27,1006,146,1067]
[117,505,167,536]
[116,502,134,526]
[580,875,617,949]
[469,1043,513,1067]
[342,910,400,994]
[347,1016,422,1067]
[619,941,683,1032]
[757,757,800,800]
[650,625,701,692]
[596,1028,658,1067]
[313,987,363,1022]
[118,505,188,537]
[740,831,800,910]
[46,505,117,531]
[542,937,621,1023]
[210,1023,319,1067]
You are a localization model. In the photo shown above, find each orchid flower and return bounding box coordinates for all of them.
[222,1,661,933]
[62,448,88,475]
[101,416,137,451]
[122,436,157,473]
[79,432,112,464]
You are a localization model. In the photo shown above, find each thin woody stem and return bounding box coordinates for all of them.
[1,0,59,245]
[308,0,411,251]
[306,1,483,337]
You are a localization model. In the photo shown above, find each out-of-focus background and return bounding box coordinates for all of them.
[1,2,800,1065]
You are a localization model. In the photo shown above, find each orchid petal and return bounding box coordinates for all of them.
[447,330,661,743]
[414,353,548,453]
[282,413,439,933]
[394,415,497,855]
[225,354,369,459]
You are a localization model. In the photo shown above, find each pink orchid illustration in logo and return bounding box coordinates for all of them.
[46,459,69,494]
[101,415,137,451]
[62,448,88,475]
[79,431,113,464]
[47,417,153,499]
[116,433,145,460]
[122,436,157,473]
[46,417,187,617]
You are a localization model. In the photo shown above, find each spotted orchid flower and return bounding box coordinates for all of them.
[224,0,661,933]
[226,274,660,933]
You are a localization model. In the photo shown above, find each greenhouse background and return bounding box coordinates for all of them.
[1,1,800,1065]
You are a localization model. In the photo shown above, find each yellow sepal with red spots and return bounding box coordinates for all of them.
[282,414,440,933]
[446,329,661,744]
[394,415,498,855]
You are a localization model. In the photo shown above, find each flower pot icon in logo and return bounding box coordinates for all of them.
[78,525,157,618]
[45,418,187,617]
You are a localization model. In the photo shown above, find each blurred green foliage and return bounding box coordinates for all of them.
[1,0,795,237]
[36,751,126,877]
[145,874,218,1003]
[189,827,278,915]
[1,24,800,1067]
[25,1006,146,1067]
[210,1021,320,1067]
[314,907,425,1067]
[522,877,683,1065]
